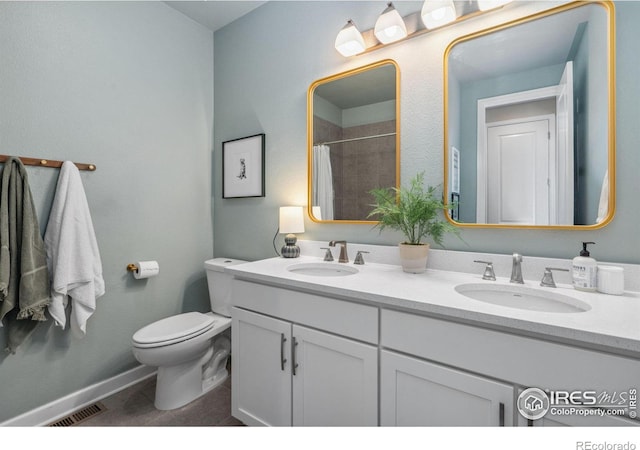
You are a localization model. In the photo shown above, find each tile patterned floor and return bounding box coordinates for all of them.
[78,371,243,427]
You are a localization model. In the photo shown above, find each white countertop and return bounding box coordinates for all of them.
[226,256,640,357]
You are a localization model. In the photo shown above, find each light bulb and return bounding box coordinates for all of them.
[335,20,366,57]
[431,8,446,21]
[374,2,407,45]
[421,0,457,30]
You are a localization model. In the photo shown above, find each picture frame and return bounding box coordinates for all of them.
[222,133,265,199]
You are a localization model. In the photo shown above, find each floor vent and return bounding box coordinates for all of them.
[48,402,106,427]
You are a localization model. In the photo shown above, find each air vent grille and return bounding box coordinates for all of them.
[48,402,106,426]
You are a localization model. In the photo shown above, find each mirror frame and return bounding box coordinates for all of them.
[443,1,616,230]
[307,59,401,224]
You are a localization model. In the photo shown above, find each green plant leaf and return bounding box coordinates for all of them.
[368,171,461,246]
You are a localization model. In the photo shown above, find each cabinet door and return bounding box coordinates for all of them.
[381,350,513,426]
[232,307,292,426]
[292,325,378,426]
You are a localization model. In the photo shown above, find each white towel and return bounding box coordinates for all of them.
[45,161,105,337]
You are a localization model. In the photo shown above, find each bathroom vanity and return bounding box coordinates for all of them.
[228,252,640,427]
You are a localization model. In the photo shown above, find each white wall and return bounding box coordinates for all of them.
[0,1,214,422]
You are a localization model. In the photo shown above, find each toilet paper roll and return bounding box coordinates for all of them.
[133,261,160,279]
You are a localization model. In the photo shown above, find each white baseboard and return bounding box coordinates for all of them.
[1,365,156,427]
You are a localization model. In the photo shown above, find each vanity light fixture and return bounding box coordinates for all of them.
[477,0,513,12]
[334,19,366,57]
[374,2,408,44]
[335,0,514,57]
[421,0,457,30]
[279,206,305,258]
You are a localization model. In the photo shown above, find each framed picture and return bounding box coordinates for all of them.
[222,133,265,198]
[451,192,460,221]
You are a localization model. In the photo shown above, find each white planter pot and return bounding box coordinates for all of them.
[398,243,430,274]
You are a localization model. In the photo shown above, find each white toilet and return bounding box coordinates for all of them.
[132,257,246,410]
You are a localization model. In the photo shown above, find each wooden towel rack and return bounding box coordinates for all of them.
[0,154,96,171]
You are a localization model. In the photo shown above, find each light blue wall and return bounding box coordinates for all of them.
[582,8,609,224]
[214,1,640,264]
[0,2,214,422]
[457,63,565,222]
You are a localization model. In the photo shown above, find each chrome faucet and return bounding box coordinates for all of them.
[329,240,349,263]
[354,251,369,265]
[474,260,496,281]
[510,253,524,284]
[320,247,334,262]
[540,267,570,288]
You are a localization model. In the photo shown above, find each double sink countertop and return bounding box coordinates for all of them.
[226,256,640,357]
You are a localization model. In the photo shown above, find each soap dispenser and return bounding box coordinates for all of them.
[572,242,597,292]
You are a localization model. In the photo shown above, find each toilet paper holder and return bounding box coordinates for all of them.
[127,261,160,279]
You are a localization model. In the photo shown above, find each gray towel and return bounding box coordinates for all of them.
[0,157,50,353]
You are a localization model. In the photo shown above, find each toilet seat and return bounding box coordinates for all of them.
[132,312,215,348]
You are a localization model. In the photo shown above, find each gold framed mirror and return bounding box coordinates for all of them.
[307,59,400,223]
[444,1,615,229]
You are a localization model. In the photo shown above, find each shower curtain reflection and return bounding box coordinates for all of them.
[312,144,334,221]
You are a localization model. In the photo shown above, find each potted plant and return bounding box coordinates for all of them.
[368,172,459,273]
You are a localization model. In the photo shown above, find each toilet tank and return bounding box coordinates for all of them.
[204,258,247,317]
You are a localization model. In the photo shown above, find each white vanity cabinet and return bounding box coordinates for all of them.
[228,264,640,427]
[381,309,640,427]
[381,350,513,426]
[231,280,378,426]
[291,323,377,426]
[231,308,291,426]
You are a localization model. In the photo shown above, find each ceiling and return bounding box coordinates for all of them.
[448,3,596,84]
[315,64,397,110]
[165,1,266,32]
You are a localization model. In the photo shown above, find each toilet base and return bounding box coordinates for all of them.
[153,342,230,410]
[154,359,205,410]
[154,363,229,411]
[202,367,229,394]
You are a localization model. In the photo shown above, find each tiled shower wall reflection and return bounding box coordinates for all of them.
[314,116,396,221]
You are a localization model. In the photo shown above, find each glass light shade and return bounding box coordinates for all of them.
[279,206,305,234]
[374,2,407,44]
[335,20,366,57]
[421,0,457,30]
[477,0,512,11]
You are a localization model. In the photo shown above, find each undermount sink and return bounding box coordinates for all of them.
[287,262,359,277]
[455,283,591,313]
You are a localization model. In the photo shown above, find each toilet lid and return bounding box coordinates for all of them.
[132,312,215,347]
